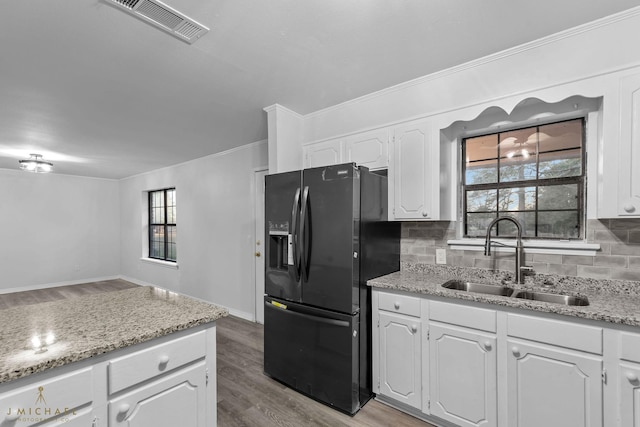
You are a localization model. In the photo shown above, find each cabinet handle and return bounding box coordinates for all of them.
[158,355,170,368]
[5,412,19,421]
[624,204,636,213]
[626,372,639,383]
[422,211,428,217]
[394,302,400,310]
[483,341,492,351]
[118,403,131,415]
[512,346,520,357]
[411,325,418,334]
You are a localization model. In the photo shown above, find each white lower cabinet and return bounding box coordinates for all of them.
[372,289,624,427]
[429,323,497,427]
[378,311,422,410]
[619,363,640,427]
[506,339,602,427]
[0,326,217,427]
[109,362,206,427]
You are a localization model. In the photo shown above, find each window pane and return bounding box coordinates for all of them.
[467,189,497,212]
[466,213,496,236]
[167,189,176,223]
[150,225,165,258]
[538,184,578,210]
[498,187,536,212]
[465,135,498,185]
[167,226,177,261]
[538,120,582,152]
[539,150,581,178]
[498,128,537,182]
[538,211,579,238]
[495,212,536,237]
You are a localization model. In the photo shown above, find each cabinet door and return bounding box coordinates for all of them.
[303,139,343,168]
[620,363,640,427]
[390,119,437,220]
[379,311,421,409]
[429,323,497,427]
[506,339,602,427]
[109,362,206,427]
[344,128,389,170]
[616,72,640,216]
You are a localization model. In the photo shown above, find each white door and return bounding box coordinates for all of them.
[379,310,422,409]
[429,323,497,427]
[620,363,640,427]
[506,339,603,427]
[391,119,435,220]
[254,169,268,324]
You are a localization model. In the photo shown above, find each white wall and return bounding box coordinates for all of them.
[119,140,268,320]
[302,8,640,143]
[0,169,120,292]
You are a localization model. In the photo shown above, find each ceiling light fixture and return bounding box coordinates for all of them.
[19,154,53,173]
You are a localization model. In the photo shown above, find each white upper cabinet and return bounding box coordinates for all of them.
[599,67,640,218]
[304,128,389,170]
[343,128,389,170]
[303,138,343,168]
[389,118,447,221]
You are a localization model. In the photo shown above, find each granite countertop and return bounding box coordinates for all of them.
[368,264,640,328]
[0,286,228,384]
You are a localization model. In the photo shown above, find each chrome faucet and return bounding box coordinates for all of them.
[484,216,533,284]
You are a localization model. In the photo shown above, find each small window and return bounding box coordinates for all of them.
[462,118,585,239]
[148,188,177,262]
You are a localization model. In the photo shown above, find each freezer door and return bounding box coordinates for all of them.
[263,297,361,414]
[301,164,360,314]
[265,170,302,302]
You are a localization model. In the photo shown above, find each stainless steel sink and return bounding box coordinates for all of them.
[441,280,590,306]
[513,291,589,306]
[441,279,514,296]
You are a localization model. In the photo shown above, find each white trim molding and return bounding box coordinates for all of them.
[139,257,179,269]
[447,239,601,256]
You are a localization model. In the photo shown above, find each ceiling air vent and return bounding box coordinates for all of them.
[105,0,209,44]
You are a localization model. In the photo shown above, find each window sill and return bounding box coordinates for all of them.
[140,258,179,269]
[447,239,600,256]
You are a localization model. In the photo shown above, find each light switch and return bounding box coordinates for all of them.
[436,248,446,265]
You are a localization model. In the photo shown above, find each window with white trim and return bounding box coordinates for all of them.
[148,188,177,262]
[462,118,585,239]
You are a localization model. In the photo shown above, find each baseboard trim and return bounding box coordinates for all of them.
[0,276,121,295]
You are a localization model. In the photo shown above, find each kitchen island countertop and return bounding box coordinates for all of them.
[368,267,640,327]
[0,286,228,384]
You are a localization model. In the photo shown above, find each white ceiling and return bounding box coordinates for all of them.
[1,0,639,179]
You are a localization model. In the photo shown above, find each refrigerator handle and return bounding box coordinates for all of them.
[291,188,301,281]
[300,185,310,282]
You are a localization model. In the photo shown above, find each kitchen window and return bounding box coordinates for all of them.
[462,118,585,239]
[148,188,177,262]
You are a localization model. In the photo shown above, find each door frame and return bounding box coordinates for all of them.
[253,167,268,323]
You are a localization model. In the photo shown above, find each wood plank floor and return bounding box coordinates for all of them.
[1,281,433,426]
[217,315,433,427]
[0,279,138,309]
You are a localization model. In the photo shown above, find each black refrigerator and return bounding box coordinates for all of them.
[263,163,400,415]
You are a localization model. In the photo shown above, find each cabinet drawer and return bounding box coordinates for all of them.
[620,332,640,363]
[378,292,421,317]
[108,331,206,394]
[429,300,497,332]
[507,314,602,354]
[0,368,93,427]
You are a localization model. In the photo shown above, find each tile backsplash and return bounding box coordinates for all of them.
[401,219,640,282]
